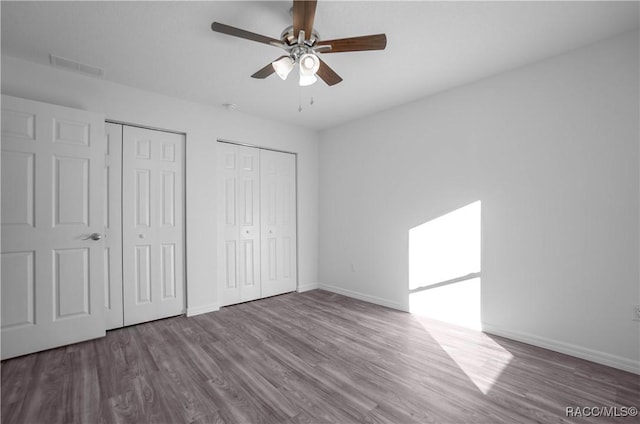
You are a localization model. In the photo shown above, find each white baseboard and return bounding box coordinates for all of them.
[186,303,219,317]
[318,283,408,312]
[297,282,320,293]
[482,323,640,375]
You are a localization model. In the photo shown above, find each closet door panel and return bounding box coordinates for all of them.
[260,149,297,297]
[217,143,261,306]
[237,146,261,302]
[217,143,241,306]
[122,126,184,326]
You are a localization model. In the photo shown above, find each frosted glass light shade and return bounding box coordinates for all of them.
[272,56,294,80]
[299,53,320,76]
[299,73,317,87]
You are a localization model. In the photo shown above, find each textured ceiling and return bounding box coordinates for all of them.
[2,1,638,130]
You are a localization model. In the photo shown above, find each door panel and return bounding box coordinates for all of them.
[1,251,35,328]
[1,95,106,359]
[135,169,151,227]
[135,244,152,303]
[161,243,177,299]
[260,149,297,297]
[122,126,184,326]
[53,248,90,318]
[1,151,34,227]
[161,171,175,227]
[104,123,123,329]
[53,156,89,226]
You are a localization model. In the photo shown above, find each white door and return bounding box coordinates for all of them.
[260,149,297,297]
[217,142,261,307]
[1,95,106,359]
[104,123,123,329]
[122,126,184,326]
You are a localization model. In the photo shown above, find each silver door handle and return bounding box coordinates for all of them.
[83,233,102,241]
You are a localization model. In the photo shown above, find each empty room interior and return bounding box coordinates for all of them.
[1,1,639,423]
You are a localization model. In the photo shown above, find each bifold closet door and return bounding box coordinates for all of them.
[217,142,297,307]
[1,95,106,359]
[260,149,297,297]
[122,126,185,326]
[217,143,261,307]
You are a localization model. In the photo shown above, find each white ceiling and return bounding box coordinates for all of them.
[2,1,638,130]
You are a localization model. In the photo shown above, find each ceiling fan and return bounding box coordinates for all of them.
[211,0,386,87]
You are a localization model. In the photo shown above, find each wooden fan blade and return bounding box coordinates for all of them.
[211,22,281,46]
[251,56,287,79]
[293,0,317,38]
[317,34,387,53]
[316,59,343,86]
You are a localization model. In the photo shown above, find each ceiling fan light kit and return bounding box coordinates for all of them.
[271,40,321,86]
[299,53,320,75]
[299,73,318,87]
[272,56,295,80]
[211,0,386,87]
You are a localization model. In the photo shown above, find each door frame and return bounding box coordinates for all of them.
[216,138,300,299]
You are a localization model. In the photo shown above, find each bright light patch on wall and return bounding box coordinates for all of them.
[409,201,481,289]
[409,201,481,330]
[410,278,481,330]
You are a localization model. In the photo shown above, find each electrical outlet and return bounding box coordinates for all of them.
[634,305,640,322]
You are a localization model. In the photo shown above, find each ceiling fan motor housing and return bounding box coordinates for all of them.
[280,25,320,47]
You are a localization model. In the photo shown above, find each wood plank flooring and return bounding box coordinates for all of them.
[2,290,638,423]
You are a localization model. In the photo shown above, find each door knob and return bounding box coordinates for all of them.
[83,233,102,241]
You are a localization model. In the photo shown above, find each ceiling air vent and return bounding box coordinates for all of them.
[49,54,105,78]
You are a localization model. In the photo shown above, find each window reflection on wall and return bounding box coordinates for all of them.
[409,201,481,330]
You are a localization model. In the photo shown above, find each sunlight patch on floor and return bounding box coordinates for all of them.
[416,315,514,395]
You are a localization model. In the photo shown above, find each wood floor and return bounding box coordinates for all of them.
[2,290,638,424]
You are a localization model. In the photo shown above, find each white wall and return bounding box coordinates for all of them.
[318,31,640,373]
[1,55,319,316]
